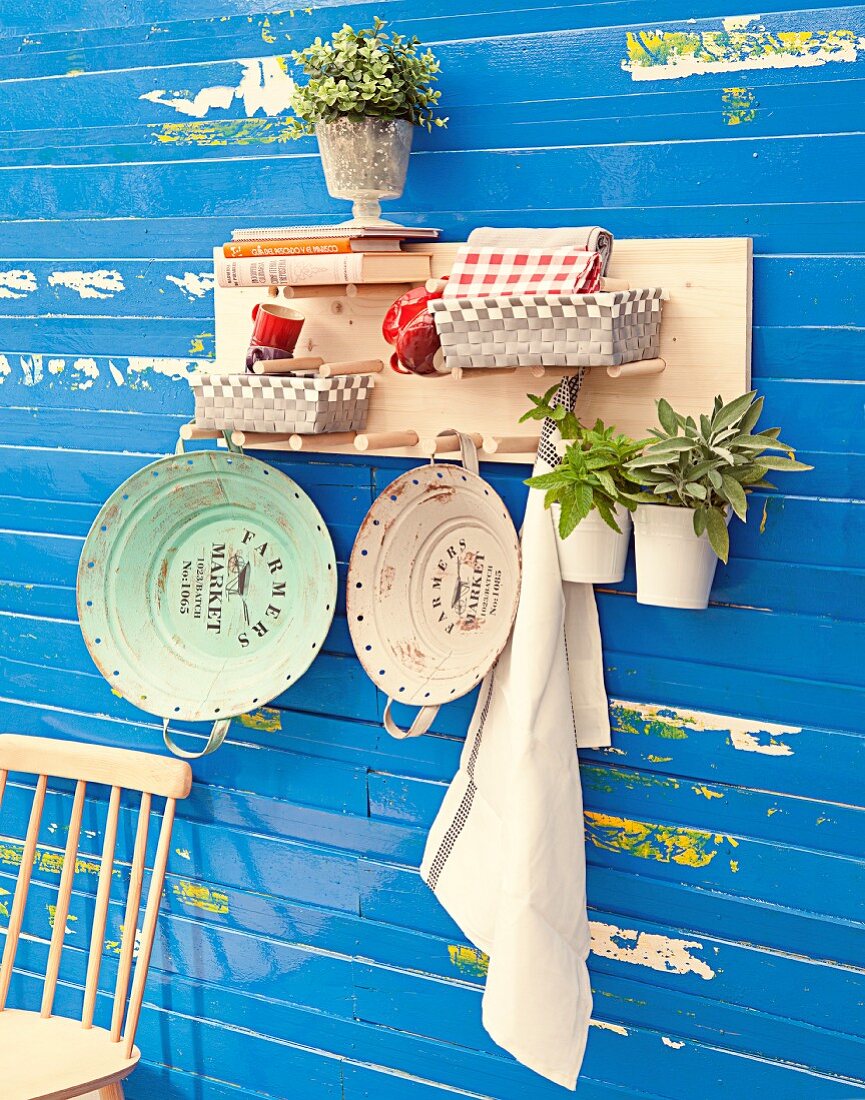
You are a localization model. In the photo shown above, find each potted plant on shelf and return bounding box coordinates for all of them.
[625,391,811,609]
[288,17,447,226]
[522,386,647,583]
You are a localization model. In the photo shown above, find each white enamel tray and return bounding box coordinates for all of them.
[348,433,521,739]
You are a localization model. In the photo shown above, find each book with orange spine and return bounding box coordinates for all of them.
[223,238,353,258]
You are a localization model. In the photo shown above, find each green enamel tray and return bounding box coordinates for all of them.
[77,449,336,757]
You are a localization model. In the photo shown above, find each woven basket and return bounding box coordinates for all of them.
[429,288,664,369]
[190,372,373,435]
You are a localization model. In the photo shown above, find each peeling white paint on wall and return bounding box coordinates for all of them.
[590,1020,629,1036]
[623,22,865,81]
[0,269,37,299]
[71,358,100,390]
[723,14,762,31]
[21,355,43,386]
[662,1036,686,1049]
[127,357,202,381]
[166,272,216,300]
[0,353,207,389]
[140,57,294,118]
[48,270,125,300]
[615,699,801,756]
[590,920,716,980]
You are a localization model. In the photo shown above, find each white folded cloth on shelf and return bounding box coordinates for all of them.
[421,372,610,1090]
[468,225,614,275]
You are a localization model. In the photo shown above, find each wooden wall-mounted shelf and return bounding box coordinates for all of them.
[211,239,752,464]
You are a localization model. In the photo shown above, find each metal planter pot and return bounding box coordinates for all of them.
[316,116,413,226]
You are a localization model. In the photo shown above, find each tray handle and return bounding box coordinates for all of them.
[163,718,232,759]
[431,429,479,474]
[175,429,242,455]
[383,700,439,740]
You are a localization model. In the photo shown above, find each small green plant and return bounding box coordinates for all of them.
[287,17,447,135]
[521,386,647,538]
[624,391,812,563]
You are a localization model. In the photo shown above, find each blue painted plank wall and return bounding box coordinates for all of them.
[0,2,863,1097]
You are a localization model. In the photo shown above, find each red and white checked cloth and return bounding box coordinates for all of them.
[442,246,602,298]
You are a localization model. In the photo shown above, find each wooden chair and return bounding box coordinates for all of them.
[0,734,192,1100]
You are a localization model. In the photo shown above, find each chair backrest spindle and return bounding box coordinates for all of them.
[0,773,48,1011]
[122,798,176,1056]
[0,735,190,1048]
[82,784,121,1029]
[110,791,151,1043]
[40,778,86,1018]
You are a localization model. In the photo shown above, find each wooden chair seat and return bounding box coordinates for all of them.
[0,1009,139,1099]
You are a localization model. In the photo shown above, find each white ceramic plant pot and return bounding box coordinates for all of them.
[633,503,727,610]
[551,503,632,583]
[315,117,413,226]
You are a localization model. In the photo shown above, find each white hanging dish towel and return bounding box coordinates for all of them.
[421,371,611,1090]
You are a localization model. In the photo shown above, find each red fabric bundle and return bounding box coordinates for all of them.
[442,246,603,298]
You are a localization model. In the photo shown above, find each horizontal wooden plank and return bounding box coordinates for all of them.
[369,760,865,859]
[3,137,865,224]
[0,1,858,76]
[1,203,862,260]
[2,7,863,130]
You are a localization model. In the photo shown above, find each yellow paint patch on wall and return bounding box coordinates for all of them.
[584,811,720,868]
[722,87,758,124]
[448,944,489,978]
[583,764,680,796]
[47,904,78,932]
[623,24,864,81]
[239,706,282,733]
[153,118,297,147]
[591,920,716,980]
[692,784,724,800]
[172,879,230,915]
[0,842,107,880]
[188,332,214,357]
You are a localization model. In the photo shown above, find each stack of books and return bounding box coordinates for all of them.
[215,225,441,288]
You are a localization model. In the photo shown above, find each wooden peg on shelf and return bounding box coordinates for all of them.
[250,356,324,376]
[606,357,666,379]
[319,359,384,378]
[419,431,483,456]
[345,282,411,300]
[282,285,350,300]
[354,430,419,452]
[230,430,294,448]
[482,435,541,455]
[281,282,412,300]
[449,365,546,381]
[178,423,223,442]
[289,432,357,451]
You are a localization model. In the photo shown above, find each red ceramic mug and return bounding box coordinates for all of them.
[250,302,304,356]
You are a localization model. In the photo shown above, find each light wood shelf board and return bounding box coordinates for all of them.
[212,239,752,464]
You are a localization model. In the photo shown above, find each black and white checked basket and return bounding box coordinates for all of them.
[190,372,373,435]
[429,288,664,369]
